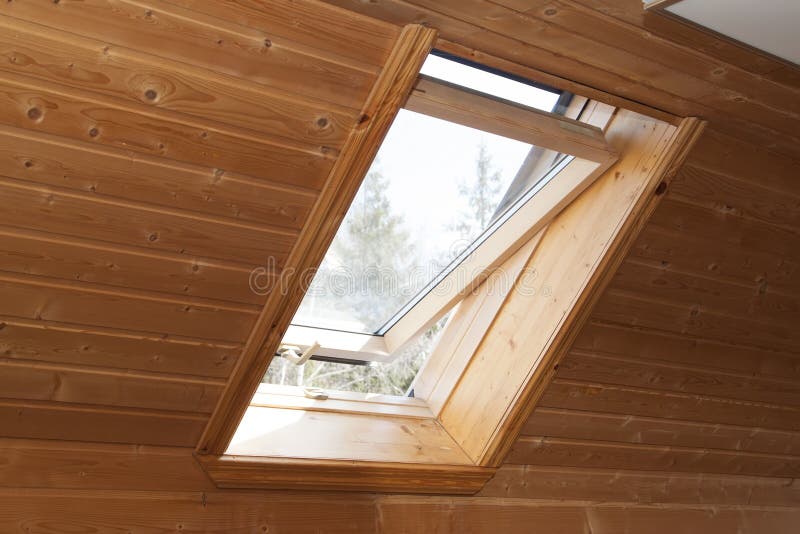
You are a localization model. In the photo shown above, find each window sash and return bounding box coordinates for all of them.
[280,80,616,364]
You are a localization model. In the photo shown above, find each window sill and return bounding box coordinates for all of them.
[197,397,494,494]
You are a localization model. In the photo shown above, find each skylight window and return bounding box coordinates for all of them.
[420,53,561,112]
[263,53,613,396]
[292,109,539,335]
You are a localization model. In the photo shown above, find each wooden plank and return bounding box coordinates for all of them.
[0,315,240,378]
[324,0,800,159]
[0,15,357,149]
[670,164,800,233]
[0,359,222,413]
[506,436,800,477]
[0,438,213,491]
[407,76,614,162]
[0,271,258,343]
[0,225,265,305]
[0,488,375,533]
[558,351,800,408]
[687,128,800,198]
[0,177,295,266]
[648,199,800,264]
[0,0,378,110]
[630,221,800,299]
[165,0,399,67]
[0,71,334,189]
[569,0,800,84]
[198,24,438,455]
[200,454,493,494]
[480,464,800,507]
[609,260,799,330]
[377,497,800,534]
[573,321,800,382]
[0,124,316,231]
[0,399,207,446]
[541,379,800,432]
[593,289,800,354]
[498,0,800,125]
[524,407,800,456]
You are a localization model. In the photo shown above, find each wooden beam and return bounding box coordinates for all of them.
[197,24,438,455]
[197,455,493,495]
[406,75,615,162]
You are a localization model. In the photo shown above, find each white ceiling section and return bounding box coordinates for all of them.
[645,0,800,66]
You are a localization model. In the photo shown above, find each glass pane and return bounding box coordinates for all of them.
[291,108,559,334]
[264,317,448,396]
[420,54,561,112]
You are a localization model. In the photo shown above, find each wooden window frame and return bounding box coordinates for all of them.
[195,24,706,495]
[282,70,618,364]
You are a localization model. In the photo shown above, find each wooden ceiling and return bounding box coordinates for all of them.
[0,0,397,445]
[1,0,800,531]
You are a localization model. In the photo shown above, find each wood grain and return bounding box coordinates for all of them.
[0,0,378,110]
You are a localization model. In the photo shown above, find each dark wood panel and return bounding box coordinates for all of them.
[0,15,357,149]
[0,72,334,189]
[593,289,800,353]
[559,351,800,407]
[611,259,798,329]
[0,226,265,305]
[0,399,207,446]
[481,464,800,507]
[378,499,800,534]
[0,315,240,378]
[671,165,800,233]
[630,224,800,298]
[650,198,800,263]
[0,0,377,110]
[0,488,375,534]
[506,436,800,477]
[0,359,222,413]
[524,407,800,455]
[0,271,258,343]
[0,125,316,230]
[687,128,800,198]
[573,321,800,381]
[0,438,213,491]
[542,379,800,432]
[0,178,295,266]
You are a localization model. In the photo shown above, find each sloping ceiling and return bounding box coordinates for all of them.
[0,0,396,445]
[0,0,799,532]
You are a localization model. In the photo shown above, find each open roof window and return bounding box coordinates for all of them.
[263,52,614,395]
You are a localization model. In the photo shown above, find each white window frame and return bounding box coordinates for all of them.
[281,75,618,364]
